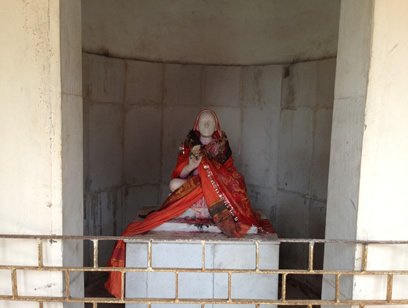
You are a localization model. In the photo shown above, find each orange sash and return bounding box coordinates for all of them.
[104,176,203,298]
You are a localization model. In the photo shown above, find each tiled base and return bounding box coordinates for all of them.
[125,232,279,307]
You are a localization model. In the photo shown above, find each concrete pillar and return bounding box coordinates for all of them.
[323,0,408,302]
[0,0,83,305]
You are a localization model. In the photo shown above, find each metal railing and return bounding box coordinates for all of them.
[0,234,408,307]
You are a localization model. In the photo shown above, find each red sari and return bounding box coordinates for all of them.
[105,111,274,298]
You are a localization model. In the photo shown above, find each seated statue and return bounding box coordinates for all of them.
[105,109,274,298]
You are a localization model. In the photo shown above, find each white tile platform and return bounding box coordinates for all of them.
[125,232,279,308]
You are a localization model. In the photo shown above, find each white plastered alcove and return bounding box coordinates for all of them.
[1,0,408,306]
[82,0,339,296]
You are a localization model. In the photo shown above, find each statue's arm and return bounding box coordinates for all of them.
[171,143,201,178]
[168,143,201,192]
[171,146,189,179]
[179,145,202,177]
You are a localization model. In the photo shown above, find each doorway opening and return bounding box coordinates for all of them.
[81,0,340,301]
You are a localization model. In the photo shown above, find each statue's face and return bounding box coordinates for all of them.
[198,112,216,137]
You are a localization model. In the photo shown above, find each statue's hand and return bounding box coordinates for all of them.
[191,145,201,156]
[188,153,202,170]
[188,145,202,170]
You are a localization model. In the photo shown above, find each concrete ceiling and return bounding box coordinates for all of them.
[82,0,340,65]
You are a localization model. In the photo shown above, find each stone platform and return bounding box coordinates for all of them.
[125,231,279,308]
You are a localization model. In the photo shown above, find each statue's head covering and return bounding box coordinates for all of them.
[193,109,221,136]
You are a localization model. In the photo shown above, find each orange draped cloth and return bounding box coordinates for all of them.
[105,114,275,298]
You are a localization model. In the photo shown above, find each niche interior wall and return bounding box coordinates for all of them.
[83,55,335,266]
[81,0,339,291]
[82,56,285,267]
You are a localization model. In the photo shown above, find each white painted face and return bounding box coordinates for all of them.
[198,112,216,137]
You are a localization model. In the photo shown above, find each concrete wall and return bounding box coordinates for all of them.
[323,0,408,302]
[60,1,84,301]
[82,0,340,65]
[83,54,336,277]
[0,0,83,306]
[277,60,335,292]
[322,0,374,300]
[83,54,126,268]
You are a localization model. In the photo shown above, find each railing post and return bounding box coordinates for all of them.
[335,273,341,303]
[37,238,43,268]
[255,240,260,271]
[308,241,315,272]
[201,240,206,271]
[387,274,394,302]
[92,239,99,268]
[120,270,125,301]
[147,240,152,270]
[281,273,287,302]
[227,272,232,303]
[175,271,179,302]
[361,243,368,271]
[64,269,71,299]
[11,268,17,299]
